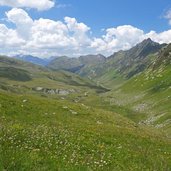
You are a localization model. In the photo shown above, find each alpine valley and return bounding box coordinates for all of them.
[1,38,171,171]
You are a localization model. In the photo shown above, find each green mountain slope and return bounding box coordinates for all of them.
[95,39,165,87]
[48,56,82,71]
[104,43,171,135]
[107,38,164,78]
[48,54,106,75]
[0,56,108,94]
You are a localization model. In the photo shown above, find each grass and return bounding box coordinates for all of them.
[0,91,171,171]
[103,65,171,135]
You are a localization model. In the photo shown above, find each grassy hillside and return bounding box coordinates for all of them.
[0,91,171,171]
[0,67,31,81]
[103,44,171,135]
[0,56,108,94]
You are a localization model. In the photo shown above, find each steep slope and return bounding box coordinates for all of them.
[96,39,165,87]
[152,43,171,69]
[107,38,164,78]
[104,43,171,134]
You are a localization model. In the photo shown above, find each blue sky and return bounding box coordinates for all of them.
[1,0,170,33]
[0,0,171,57]
[47,0,171,33]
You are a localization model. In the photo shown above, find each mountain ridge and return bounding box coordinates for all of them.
[13,55,55,66]
[47,39,165,82]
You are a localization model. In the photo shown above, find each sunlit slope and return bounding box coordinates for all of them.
[0,91,170,171]
[105,44,171,134]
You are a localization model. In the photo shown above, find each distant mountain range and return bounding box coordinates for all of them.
[13,39,167,83]
[47,39,165,80]
[11,39,166,81]
[13,55,55,66]
[48,54,106,73]
[0,55,107,93]
[13,54,107,69]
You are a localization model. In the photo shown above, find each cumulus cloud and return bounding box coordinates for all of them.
[64,17,91,47]
[6,8,33,39]
[0,8,171,58]
[0,8,93,57]
[0,24,25,47]
[0,0,54,10]
[91,25,145,53]
[145,30,171,44]
[91,25,171,54]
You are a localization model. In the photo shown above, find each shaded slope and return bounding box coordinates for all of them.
[48,54,106,74]
[13,55,53,66]
[0,55,108,93]
[0,67,31,81]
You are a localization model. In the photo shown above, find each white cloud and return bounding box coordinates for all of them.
[56,4,71,9]
[64,17,91,47]
[0,8,93,57]
[145,30,171,44]
[0,0,54,10]
[91,25,171,54]
[6,8,33,39]
[0,8,171,58]
[164,9,171,25]
[91,25,145,53]
[0,24,24,47]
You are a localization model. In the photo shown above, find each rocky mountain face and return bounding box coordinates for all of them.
[100,38,165,79]
[152,43,171,69]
